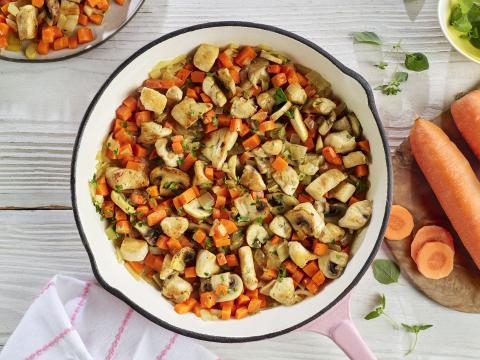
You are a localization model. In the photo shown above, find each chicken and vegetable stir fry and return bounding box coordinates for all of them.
[90,43,373,320]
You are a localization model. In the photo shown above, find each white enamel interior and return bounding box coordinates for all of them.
[74,25,390,340]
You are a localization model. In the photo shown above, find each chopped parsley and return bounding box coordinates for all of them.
[277,266,287,282]
[212,116,219,127]
[176,157,185,167]
[89,174,97,187]
[273,88,288,105]
[114,185,123,192]
[236,215,250,223]
[163,181,178,190]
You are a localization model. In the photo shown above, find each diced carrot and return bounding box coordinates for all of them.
[129,191,146,205]
[221,304,232,320]
[203,109,216,124]
[200,291,217,309]
[32,0,44,7]
[95,176,109,196]
[234,46,257,67]
[385,205,414,241]
[416,241,454,280]
[284,65,299,84]
[202,167,214,181]
[214,194,226,209]
[173,187,199,208]
[192,229,207,245]
[115,0,125,4]
[186,87,198,100]
[42,27,55,43]
[271,73,287,87]
[191,71,205,83]
[247,298,262,314]
[216,252,227,266]
[172,141,183,154]
[122,96,137,112]
[135,205,150,219]
[115,220,131,234]
[291,269,304,283]
[89,13,103,25]
[127,261,144,274]
[312,271,326,286]
[313,241,329,256]
[284,259,298,274]
[174,298,197,314]
[156,235,169,250]
[67,35,78,49]
[410,225,455,264]
[101,200,115,218]
[115,207,127,221]
[235,306,248,319]
[225,254,238,267]
[271,156,288,172]
[303,261,319,277]
[220,219,238,234]
[261,268,278,281]
[348,196,360,206]
[143,79,175,89]
[298,193,314,203]
[322,146,342,165]
[95,0,109,11]
[305,84,317,97]
[199,92,212,103]
[147,209,167,227]
[297,72,308,87]
[78,13,88,26]
[357,140,370,153]
[236,294,250,307]
[267,64,281,74]
[77,27,94,44]
[116,104,132,121]
[229,67,240,84]
[218,51,234,68]
[184,266,197,279]
[117,143,134,158]
[0,22,8,36]
[215,284,229,297]
[166,237,182,251]
[242,134,261,151]
[258,120,277,133]
[354,164,369,177]
[306,279,320,294]
[176,67,191,82]
[214,235,230,248]
[179,153,196,172]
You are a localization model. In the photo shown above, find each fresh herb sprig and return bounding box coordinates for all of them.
[375,72,408,96]
[450,0,480,49]
[401,323,433,356]
[364,294,400,329]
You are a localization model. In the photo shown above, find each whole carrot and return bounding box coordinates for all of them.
[451,89,480,160]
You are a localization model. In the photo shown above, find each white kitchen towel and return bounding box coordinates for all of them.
[0,275,218,360]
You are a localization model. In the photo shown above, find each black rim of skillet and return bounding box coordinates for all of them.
[0,0,145,63]
[71,21,393,343]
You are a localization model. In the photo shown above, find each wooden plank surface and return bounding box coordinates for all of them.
[1,210,479,359]
[1,0,480,359]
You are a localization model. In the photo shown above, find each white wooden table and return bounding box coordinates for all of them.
[1,0,480,359]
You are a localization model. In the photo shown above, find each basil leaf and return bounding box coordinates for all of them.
[372,259,400,284]
[273,88,288,105]
[468,4,480,22]
[352,31,382,45]
[364,310,381,320]
[392,71,408,83]
[405,53,429,72]
[453,13,473,33]
[459,0,473,14]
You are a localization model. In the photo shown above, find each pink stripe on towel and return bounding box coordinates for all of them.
[70,282,91,324]
[156,334,178,360]
[104,308,134,360]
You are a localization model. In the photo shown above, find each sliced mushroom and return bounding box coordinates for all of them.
[201,128,238,169]
[217,68,236,97]
[338,200,372,230]
[138,121,172,145]
[318,250,349,279]
[222,155,238,181]
[120,237,148,262]
[269,215,292,238]
[155,138,183,167]
[262,139,283,156]
[285,83,307,105]
[288,241,318,268]
[342,151,368,169]
[329,181,356,203]
[269,277,296,305]
[246,223,269,248]
[320,223,346,243]
[16,5,37,40]
[305,169,347,200]
[160,216,189,238]
[285,202,325,240]
[256,90,275,113]
[248,58,270,91]
[134,222,159,245]
[272,166,299,196]
[270,101,292,122]
[233,193,270,222]
[171,97,213,129]
[105,167,149,191]
[165,86,183,104]
[240,164,266,191]
[290,107,308,143]
[140,87,167,115]
[183,198,212,220]
[230,230,245,251]
[162,274,193,303]
[193,160,213,189]
[202,76,227,107]
[324,130,356,154]
[193,44,219,72]
[230,97,257,119]
[209,272,244,302]
[197,192,215,210]
[170,247,195,272]
[110,191,135,214]
[266,193,299,215]
[196,249,221,278]
[239,246,259,290]
[150,167,190,196]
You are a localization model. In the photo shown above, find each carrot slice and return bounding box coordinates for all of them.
[385,205,414,241]
[416,241,454,280]
[411,225,454,264]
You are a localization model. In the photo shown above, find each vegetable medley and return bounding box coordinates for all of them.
[90,43,373,320]
[0,0,126,59]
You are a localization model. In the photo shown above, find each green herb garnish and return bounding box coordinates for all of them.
[375,71,408,96]
[405,53,429,72]
[352,31,382,45]
[273,88,288,105]
[89,174,97,187]
[114,185,123,192]
[212,116,219,127]
[372,259,400,285]
[401,323,433,356]
[374,61,388,70]
[364,294,400,329]
[277,266,287,282]
[163,182,178,190]
[176,157,185,167]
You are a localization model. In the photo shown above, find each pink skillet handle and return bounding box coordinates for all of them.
[300,293,377,360]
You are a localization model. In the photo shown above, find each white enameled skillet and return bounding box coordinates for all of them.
[71,22,391,359]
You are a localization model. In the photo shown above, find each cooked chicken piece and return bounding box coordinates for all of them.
[233,193,270,222]
[171,97,213,129]
[60,0,80,15]
[248,58,270,91]
[272,166,299,196]
[201,128,238,169]
[160,217,189,238]
[288,241,318,268]
[46,0,60,23]
[193,44,219,72]
[162,274,193,303]
[320,223,345,243]
[217,68,236,97]
[16,5,37,40]
[140,87,167,115]
[202,76,227,107]
[318,112,337,136]
[342,151,368,169]
[256,90,275,113]
[165,86,183,103]
[196,249,220,278]
[230,97,257,119]
[105,167,149,191]
[266,193,299,215]
[338,200,372,230]
[159,254,177,280]
[285,202,325,240]
[270,101,292,121]
[155,138,183,167]
[239,246,259,290]
[255,155,271,174]
[329,181,356,203]
[306,97,337,115]
[240,164,266,191]
[261,139,283,156]
[193,160,213,188]
[222,155,238,181]
[283,142,308,161]
[305,169,347,200]
[269,277,296,305]
[299,154,324,176]
[138,121,171,145]
[259,49,284,64]
[324,130,356,154]
[285,83,307,105]
[170,247,195,272]
[149,167,190,196]
[289,107,308,142]
[269,215,292,238]
[120,237,148,262]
